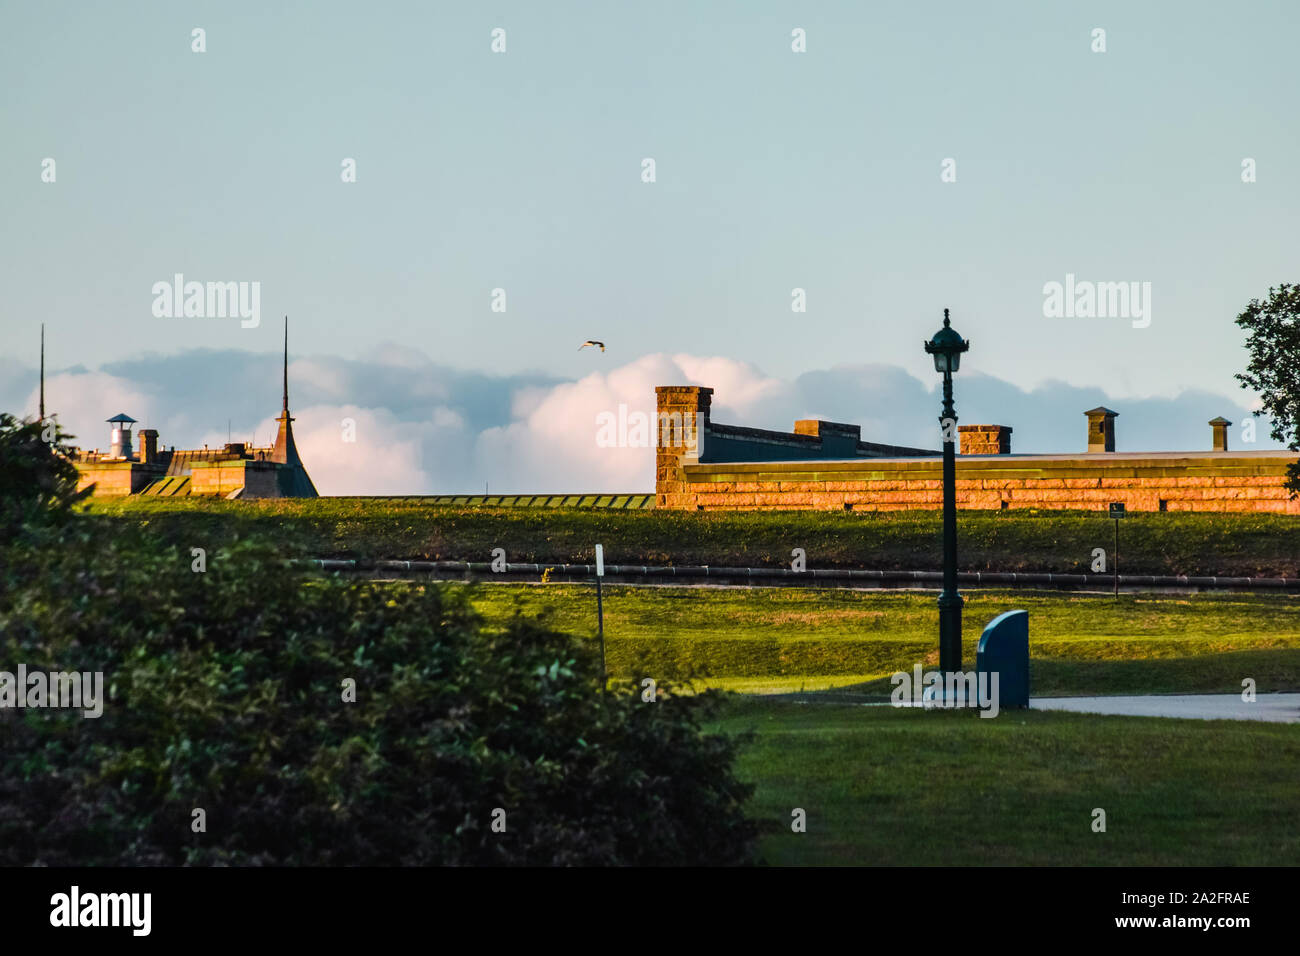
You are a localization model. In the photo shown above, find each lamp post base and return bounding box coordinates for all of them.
[938,590,964,675]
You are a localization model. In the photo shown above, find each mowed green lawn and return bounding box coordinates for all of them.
[459,583,1300,696]
[711,699,1300,865]
[461,581,1300,864]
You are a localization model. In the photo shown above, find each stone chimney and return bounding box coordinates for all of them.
[655,386,712,507]
[958,424,1012,455]
[1209,416,1231,452]
[138,429,159,464]
[1085,407,1118,452]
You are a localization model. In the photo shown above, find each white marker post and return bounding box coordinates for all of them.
[1108,502,1126,598]
[594,544,607,689]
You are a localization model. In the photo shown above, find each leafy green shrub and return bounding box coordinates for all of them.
[0,522,756,865]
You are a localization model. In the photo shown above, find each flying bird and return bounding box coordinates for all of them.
[579,340,606,352]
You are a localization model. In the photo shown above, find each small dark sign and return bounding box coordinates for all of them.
[1108,502,1126,519]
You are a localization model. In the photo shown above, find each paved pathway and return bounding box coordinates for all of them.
[1029,693,1300,724]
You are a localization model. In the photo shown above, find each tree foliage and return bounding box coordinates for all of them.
[1235,283,1300,495]
[0,524,756,865]
[0,413,88,534]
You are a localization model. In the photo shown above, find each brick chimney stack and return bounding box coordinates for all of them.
[655,386,712,507]
[138,429,159,464]
[1085,407,1118,452]
[1209,417,1231,452]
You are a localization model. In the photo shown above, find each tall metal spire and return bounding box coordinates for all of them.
[269,314,316,495]
[282,315,289,415]
[273,314,296,453]
[39,323,45,421]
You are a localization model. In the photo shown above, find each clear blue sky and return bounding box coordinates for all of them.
[2,0,1297,405]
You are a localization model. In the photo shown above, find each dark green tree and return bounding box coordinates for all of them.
[1235,283,1300,496]
[0,412,89,533]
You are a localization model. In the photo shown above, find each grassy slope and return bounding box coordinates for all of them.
[87,498,1300,577]
[712,699,1300,865]
[460,583,1300,695]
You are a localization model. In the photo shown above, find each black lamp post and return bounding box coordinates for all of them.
[924,309,969,677]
